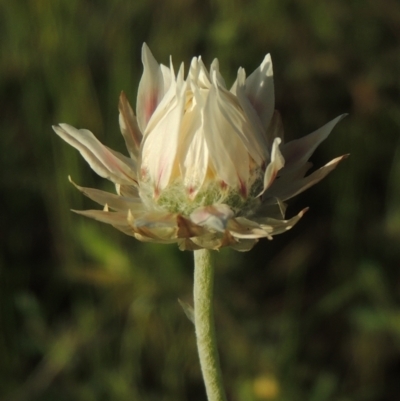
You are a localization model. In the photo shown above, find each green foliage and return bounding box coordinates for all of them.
[1,0,400,400]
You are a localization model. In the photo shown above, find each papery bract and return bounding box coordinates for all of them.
[53,44,346,251]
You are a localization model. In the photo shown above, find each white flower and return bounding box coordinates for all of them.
[53,44,346,251]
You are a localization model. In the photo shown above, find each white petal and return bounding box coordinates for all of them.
[267,155,347,201]
[259,137,285,196]
[232,67,269,160]
[160,64,172,93]
[261,163,311,203]
[178,90,209,196]
[255,207,308,236]
[106,146,137,174]
[140,77,187,194]
[227,217,272,239]
[209,58,226,88]
[196,57,212,89]
[53,124,136,185]
[118,91,142,157]
[72,209,129,227]
[203,78,253,193]
[115,184,139,198]
[245,54,274,129]
[69,177,144,212]
[281,114,347,173]
[136,43,168,132]
[143,61,184,135]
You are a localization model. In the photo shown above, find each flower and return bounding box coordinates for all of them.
[53,44,346,251]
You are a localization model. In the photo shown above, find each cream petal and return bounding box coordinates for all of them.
[131,211,176,228]
[195,57,212,89]
[281,114,347,173]
[212,75,266,165]
[115,184,139,198]
[209,58,226,88]
[263,162,309,203]
[73,208,179,244]
[136,43,167,132]
[245,54,274,129]
[53,124,136,185]
[140,75,187,194]
[203,79,250,192]
[118,91,142,157]
[262,163,312,202]
[69,177,144,212]
[143,61,185,136]
[106,147,137,175]
[179,84,209,196]
[259,137,285,196]
[72,209,129,227]
[160,64,172,93]
[267,155,347,201]
[232,67,269,160]
[255,207,308,235]
[188,57,201,84]
[182,127,209,197]
[190,204,234,232]
[227,217,272,239]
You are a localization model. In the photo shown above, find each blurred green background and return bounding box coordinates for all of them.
[1,0,400,400]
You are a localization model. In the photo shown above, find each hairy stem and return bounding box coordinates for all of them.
[193,249,227,401]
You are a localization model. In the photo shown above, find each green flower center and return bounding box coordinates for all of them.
[139,171,264,217]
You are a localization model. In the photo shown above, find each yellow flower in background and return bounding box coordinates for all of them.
[53,44,346,251]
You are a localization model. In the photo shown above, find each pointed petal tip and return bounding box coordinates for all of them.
[141,42,151,55]
[178,299,195,324]
[58,123,72,131]
[52,124,67,135]
[263,53,272,63]
[328,154,350,166]
[119,90,126,104]
[68,175,81,190]
[299,207,309,217]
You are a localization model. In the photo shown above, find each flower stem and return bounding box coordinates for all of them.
[193,249,227,401]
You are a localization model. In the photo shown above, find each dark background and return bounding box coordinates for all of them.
[1,0,400,400]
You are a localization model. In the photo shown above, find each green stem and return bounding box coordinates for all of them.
[193,249,227,401]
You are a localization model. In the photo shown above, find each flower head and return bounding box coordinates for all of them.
[53,44,346,251]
